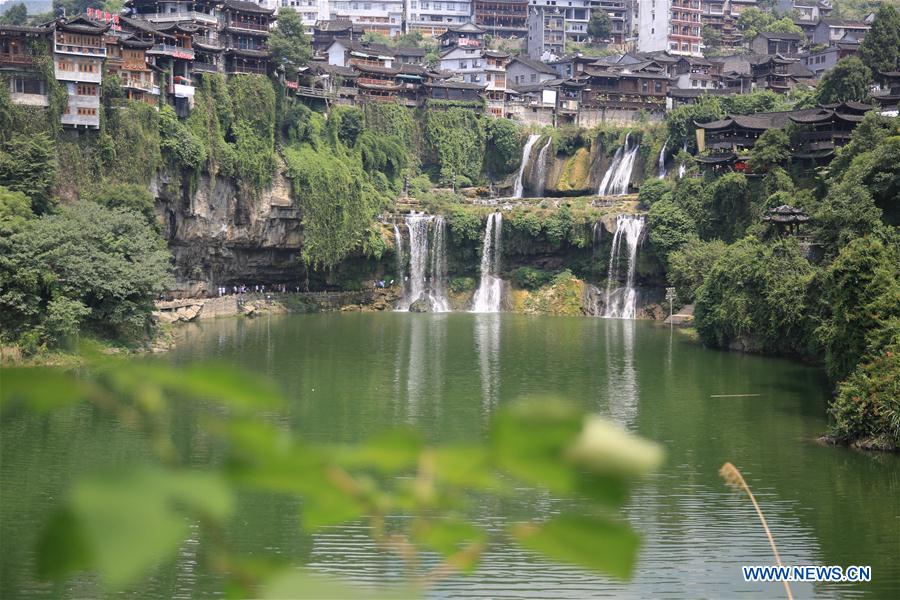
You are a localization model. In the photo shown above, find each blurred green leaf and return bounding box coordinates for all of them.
[128,362,285,412]
[566,416,664,477]
[0,368,94,412]
[262,568,413,599]
[332,428,423,473]
[54,468,234,590]
[512,515,640,580]
[412,516,485,559]
[433,446,503,491]
[491,398,583,493]
[36,508,93,580]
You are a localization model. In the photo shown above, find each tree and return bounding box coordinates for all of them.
[701,24,722,50]
[748,128,789,173]
[84,182,159,230]
[588,9,613,41]
[695,237,815,355]
[268,8,312,70]
[665,96,725,153]
[0,201,171,346]
[648,199,696,266]
[0,132,57,214]
[637,178,670,207]
[362,31,391,45]
[815,57,873,105]
[667,238,728,304]
[858,4,900,83]
[484,118,523,175]
[0,2,27,25]
[766,17,803,34]
[736,7,776,39]
[706,172,753,242]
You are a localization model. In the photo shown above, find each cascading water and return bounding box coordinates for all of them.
[533,138,552,198]
[602,215,645,319]
[658,137,668,179]
[513,134,541,199]
[598,133,640,196]
[393,223,406,299]
[471,212,504,313]
[678,141,688,178]
[395,213,450,312]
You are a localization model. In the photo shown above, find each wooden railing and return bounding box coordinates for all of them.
[0,52,34,65]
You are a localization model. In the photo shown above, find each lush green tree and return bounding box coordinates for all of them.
[648,199,696,266]
[767,17,803,34]
[667,238,728,304]
[706,172,753,242]
[858,4,900,82]
[701,24,722,50]
[666,96,725,153]
[670,177,709,228]
[760,166,794,198]
[269,8,312,69]
[695,237,815,355]
[816,231,900,383]
[588,9,613,40]
[361,31,391,45]
[0,132,57,214]
[748,128,790,173]
[84,182,158,230]
[815,57,873,104]
[333,106,364,147]
[827,111,896,177]
[484,118,523,175]
[736,7,775,39]
[722,90,789,115]
[0,2,27,24]
[637,178,671,208]
[0,201,171,346]
[828,332,900,450]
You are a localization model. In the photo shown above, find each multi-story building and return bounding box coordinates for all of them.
[636,0,702,57]
[105,33,161,105]
[526,6,565,61]
[221,0,274,75]
[408,0,474,37]
[439,21,485,47]
[439,43,485,83]
[596,0,629,45]
[749,31,802,56]
[52,16,108,128]
[483,48,508,114]
[529,0,594,43]
[813,19,870,46]
[280,0,330,28]
[0,25,51,109]
[506,54,555,87]
[473,0,527,36]
[330,0,405,37]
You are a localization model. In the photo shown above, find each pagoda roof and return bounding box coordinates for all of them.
[118,16,176,40]
[425,79,485,91]
[55,16,109,35]
[353,62,399,75]
[442,22,485,35]
[695,153,736,164]
[226,47,269,58]
[763,204,810,223]
[223,0,275,14]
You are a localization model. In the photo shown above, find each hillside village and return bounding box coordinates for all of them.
[1,0,897,168]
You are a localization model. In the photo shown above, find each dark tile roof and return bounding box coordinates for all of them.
[223,0,275,14]
[394,46,426,57]
[426,79,485,90]
[443,22,485,35]
[508,55,556,75]
[756,31,803,40]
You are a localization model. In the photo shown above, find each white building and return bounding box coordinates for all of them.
[528,0,594,43]
[636,0,702,57]
[439,44,485,83]
[329,0,405,36]
[279,0,331,28]
[408,1,474,36]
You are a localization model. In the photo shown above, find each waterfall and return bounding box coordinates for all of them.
[395,213,450,312]
[678,141,688,179]
[393,223,406,300]
[598,133,640,196]
[657,137,668,179]
[602,215,644,319]
[533,138,552,198]
[471,212,504,313]
[513,134,541,199]
[429,216,450,313]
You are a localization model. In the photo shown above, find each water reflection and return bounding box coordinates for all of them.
[474,314,502,417]
[604,320,639,430]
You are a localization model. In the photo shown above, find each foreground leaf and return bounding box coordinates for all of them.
[512,514,640,580]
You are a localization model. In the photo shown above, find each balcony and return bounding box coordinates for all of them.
[226,63,267,75]
[10,92,48,107]
[172,83,195,97]
[0,52,34,66]
[53,43,107,58]
[193,61,219,73]
[122,78,160,94]
[149,44,195,60]
[54,65,102,83]
[61,112,100,127]
[140,11,220,25]
[225,20,270,33]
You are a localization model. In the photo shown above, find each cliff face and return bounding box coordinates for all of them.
[154,164,305,296]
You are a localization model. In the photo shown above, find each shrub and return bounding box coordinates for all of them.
[637,179,670,208]
[511,266,553,290]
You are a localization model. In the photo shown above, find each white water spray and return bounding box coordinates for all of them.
[599,133,640,196]
[471,212,504,313]
[533,138,552,198]
[513,134,541,199]
[658,137,668,179]
[603,215,644,319]
[395,213,450,312]
[678,141,688,178]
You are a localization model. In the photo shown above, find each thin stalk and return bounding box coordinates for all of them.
[720,462,793,600]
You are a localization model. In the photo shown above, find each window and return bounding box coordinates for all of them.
[530,73,536,82]
[13,78,44,95]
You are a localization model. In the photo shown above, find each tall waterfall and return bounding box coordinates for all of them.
[471,212,504,313]
[533,138,552,198]
[513,134,541,199]
[395,213,450,312]
[678,141,688,178]
[602,215,644,319]
[598,133,640,196]
[657,137,668,179]
[393,222,406,299]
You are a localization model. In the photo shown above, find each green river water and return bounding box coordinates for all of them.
[2,313,898,598]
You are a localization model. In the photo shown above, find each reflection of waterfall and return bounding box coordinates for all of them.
[605,320,638,429]
[395,214,450,312]
[471,212,504,313]
[603,215,644,319]
[658,137,668,179]
[533,138,552,197]
[513,134,541,199]
[474,313,501,417]
[678,141,688,178]
[598,133,640,196]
